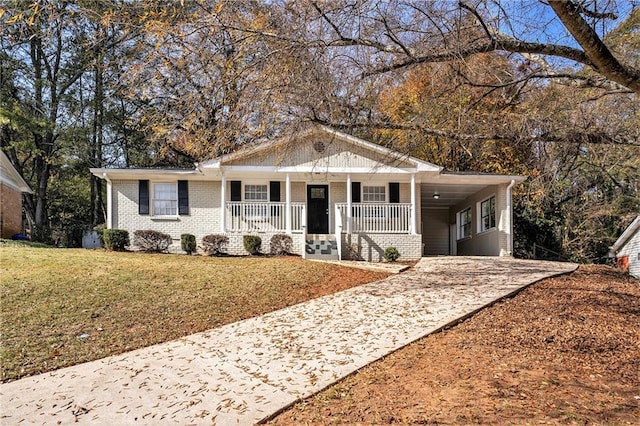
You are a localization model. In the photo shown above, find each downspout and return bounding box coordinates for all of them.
[506,179,516,256]
[102,173,113,229]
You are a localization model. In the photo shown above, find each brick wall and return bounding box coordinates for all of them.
[0,183,23,238]
[341,233,422,261]
[112,180,220,248]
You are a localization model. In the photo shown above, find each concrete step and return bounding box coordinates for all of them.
[304,235,339,260]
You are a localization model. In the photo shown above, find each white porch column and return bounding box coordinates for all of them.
[220,173,226,233]
[285,173,292,233]
[346,173,352,234]
[104,174,112,229]
[410,173,417,234]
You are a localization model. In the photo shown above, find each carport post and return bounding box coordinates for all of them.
[410,173,417,234]
[220,173,226,233]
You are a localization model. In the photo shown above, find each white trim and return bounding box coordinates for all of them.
[243,183,269,202]
[346,174,352,234]
[362,185,387,203]
[217,165,419,174]
[220,174,227,233]
[610,215,640,253]
[477,194,497,234]
[506,179,516,255]
[457,207,472,240]
[105,175,113,229]
[410,173,417,234]
[151,181,179,218]
[285,174,292,233]
[0,151,32,193]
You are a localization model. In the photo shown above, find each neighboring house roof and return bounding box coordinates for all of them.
[0,151,32,193]
[610,216,640,254]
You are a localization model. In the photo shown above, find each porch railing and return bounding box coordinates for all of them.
[336,203,412,234]
[225,202,305,233]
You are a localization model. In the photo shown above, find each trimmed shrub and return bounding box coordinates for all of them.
[270,233,293,255]
[202,234,229,256]
[103,229,129,251]
[181,233,196,255]
[243,235,262,255]
[133,230,172,253]
[383,246,401,262]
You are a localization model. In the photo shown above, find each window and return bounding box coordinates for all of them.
[362,186,385,202]
[458,207,471,239]
[479,196,496,232]
[244,184,268,201]
[153,183,177,216]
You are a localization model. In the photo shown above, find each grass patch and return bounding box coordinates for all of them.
[1,245,388,382]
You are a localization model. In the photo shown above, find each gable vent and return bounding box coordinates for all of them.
[313,140,326,153]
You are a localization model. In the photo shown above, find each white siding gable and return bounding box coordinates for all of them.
[225,134,415,170]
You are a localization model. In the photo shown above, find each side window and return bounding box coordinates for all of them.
[479,196,496,232]
[458,207,471,239]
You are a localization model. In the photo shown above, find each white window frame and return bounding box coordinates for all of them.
[478,195,496,233]
[457,207,472,240]
[244,184,268,202]
[362,185,386,218]
[152,182,178,217]
[362,185,386,203]
[242,183,269,219]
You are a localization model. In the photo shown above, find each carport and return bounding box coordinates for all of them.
[420,172,526,256]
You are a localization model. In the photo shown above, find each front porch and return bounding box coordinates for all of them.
[222,201,417,261]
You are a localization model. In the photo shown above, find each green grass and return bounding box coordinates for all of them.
[0,245,387,382]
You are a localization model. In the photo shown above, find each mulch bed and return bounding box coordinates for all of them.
[271,265,640,425]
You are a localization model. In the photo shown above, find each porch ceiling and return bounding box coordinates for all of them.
[420,183,487,207]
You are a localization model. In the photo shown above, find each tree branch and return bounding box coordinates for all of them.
[309,118,640,146]
[548,0,640,94]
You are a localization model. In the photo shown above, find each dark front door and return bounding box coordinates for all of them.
[307,185,329,234]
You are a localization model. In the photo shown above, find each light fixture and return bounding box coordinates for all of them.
[433,192,440,199]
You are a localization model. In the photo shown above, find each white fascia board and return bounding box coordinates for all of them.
[431,173,527,185]
[0,175,32,193]
[90,168,203,180]
[0,151,32,193]
[220,165,417,174]
[610,216,640,253]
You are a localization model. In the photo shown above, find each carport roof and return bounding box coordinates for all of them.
[421,172,526,207]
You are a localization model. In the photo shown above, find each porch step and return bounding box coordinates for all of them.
[304,235,339,260]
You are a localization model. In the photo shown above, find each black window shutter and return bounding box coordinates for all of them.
[139,180,149,215]
[270,181,281,202]
[178,180,189,215]
[351,182,361,203]
[389,182,400,203]
[230,180,242,201]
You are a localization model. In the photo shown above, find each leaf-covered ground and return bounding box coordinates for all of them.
[0,244,388,382]
[272,266,640,425]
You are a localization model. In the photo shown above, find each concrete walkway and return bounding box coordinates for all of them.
[1,257,576,425]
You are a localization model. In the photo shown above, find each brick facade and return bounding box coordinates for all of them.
[341,233,423,261]
[0,183,24,238]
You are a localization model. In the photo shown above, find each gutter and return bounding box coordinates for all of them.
[506,179,516,255]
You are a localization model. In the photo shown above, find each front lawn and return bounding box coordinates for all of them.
[0,244,388,382]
